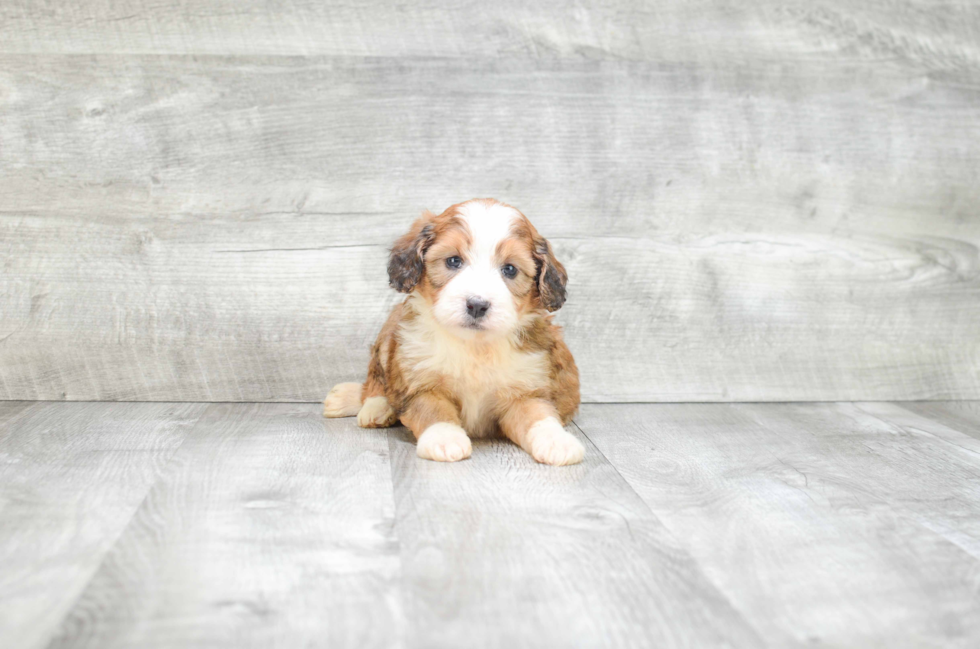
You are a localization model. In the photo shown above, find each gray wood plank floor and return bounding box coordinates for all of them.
[2,401,979,648]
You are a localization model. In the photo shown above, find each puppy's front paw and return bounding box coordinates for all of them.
[357,396,398,428]
[417,423,472,462]
[527,417,585,466]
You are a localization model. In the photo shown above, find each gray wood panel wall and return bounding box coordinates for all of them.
[1,2,978,402]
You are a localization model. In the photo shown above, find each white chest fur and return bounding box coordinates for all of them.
[397,300,549,437]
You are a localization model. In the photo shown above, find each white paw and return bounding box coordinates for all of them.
[323,382,362,418]
[527,417,585,466]
[357,396,397,428]
[417,423,472,462]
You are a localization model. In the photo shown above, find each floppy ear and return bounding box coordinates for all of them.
[388,212,436,293]
[532,235,568,312]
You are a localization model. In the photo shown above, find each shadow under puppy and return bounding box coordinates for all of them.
[324,198,582,465]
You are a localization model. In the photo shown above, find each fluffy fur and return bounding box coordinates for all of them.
[324,198,582,465]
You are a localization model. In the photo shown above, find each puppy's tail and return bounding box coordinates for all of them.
[323,382,364,418]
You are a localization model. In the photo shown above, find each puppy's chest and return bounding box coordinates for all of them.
[398,328,550,435]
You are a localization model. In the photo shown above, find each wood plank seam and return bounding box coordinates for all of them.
[36,404,214,649]
[567,419,767,642]
[744,403,980,568]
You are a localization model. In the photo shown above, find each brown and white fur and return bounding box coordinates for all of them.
[323,198,582,465]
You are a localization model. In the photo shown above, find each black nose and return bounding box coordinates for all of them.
[466,297,491,319]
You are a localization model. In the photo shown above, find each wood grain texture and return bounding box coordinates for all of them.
[900,401,980,442]
[0,401,207,649]
[0,400,37,434]
[1,51,978,402]
[1,0,979,69]
[385,425,762,648]
[576,402,980,648]
[851,401,980,560]
[47,404,401,649]
[4,401,980,646]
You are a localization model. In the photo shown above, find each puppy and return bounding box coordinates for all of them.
[324,198,582,465]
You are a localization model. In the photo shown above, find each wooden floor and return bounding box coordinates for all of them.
[1,401,979,648]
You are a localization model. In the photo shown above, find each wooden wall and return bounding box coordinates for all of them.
[1,2,978,402]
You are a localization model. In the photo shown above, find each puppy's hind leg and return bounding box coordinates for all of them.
[323,382,363,418]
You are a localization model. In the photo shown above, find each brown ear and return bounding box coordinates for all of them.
[388,212,436,293]
[532,235,568,311]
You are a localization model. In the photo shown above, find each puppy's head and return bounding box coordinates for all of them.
[388,198,567,338]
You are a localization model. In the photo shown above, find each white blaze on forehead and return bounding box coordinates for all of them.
[457,201,518,262]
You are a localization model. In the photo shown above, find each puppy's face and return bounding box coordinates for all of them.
[388,199,567,338]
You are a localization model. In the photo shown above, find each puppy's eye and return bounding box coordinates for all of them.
[446,256,463,269]
[501,264,518,279]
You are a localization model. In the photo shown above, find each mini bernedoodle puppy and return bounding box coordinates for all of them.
[323,198,583,465]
